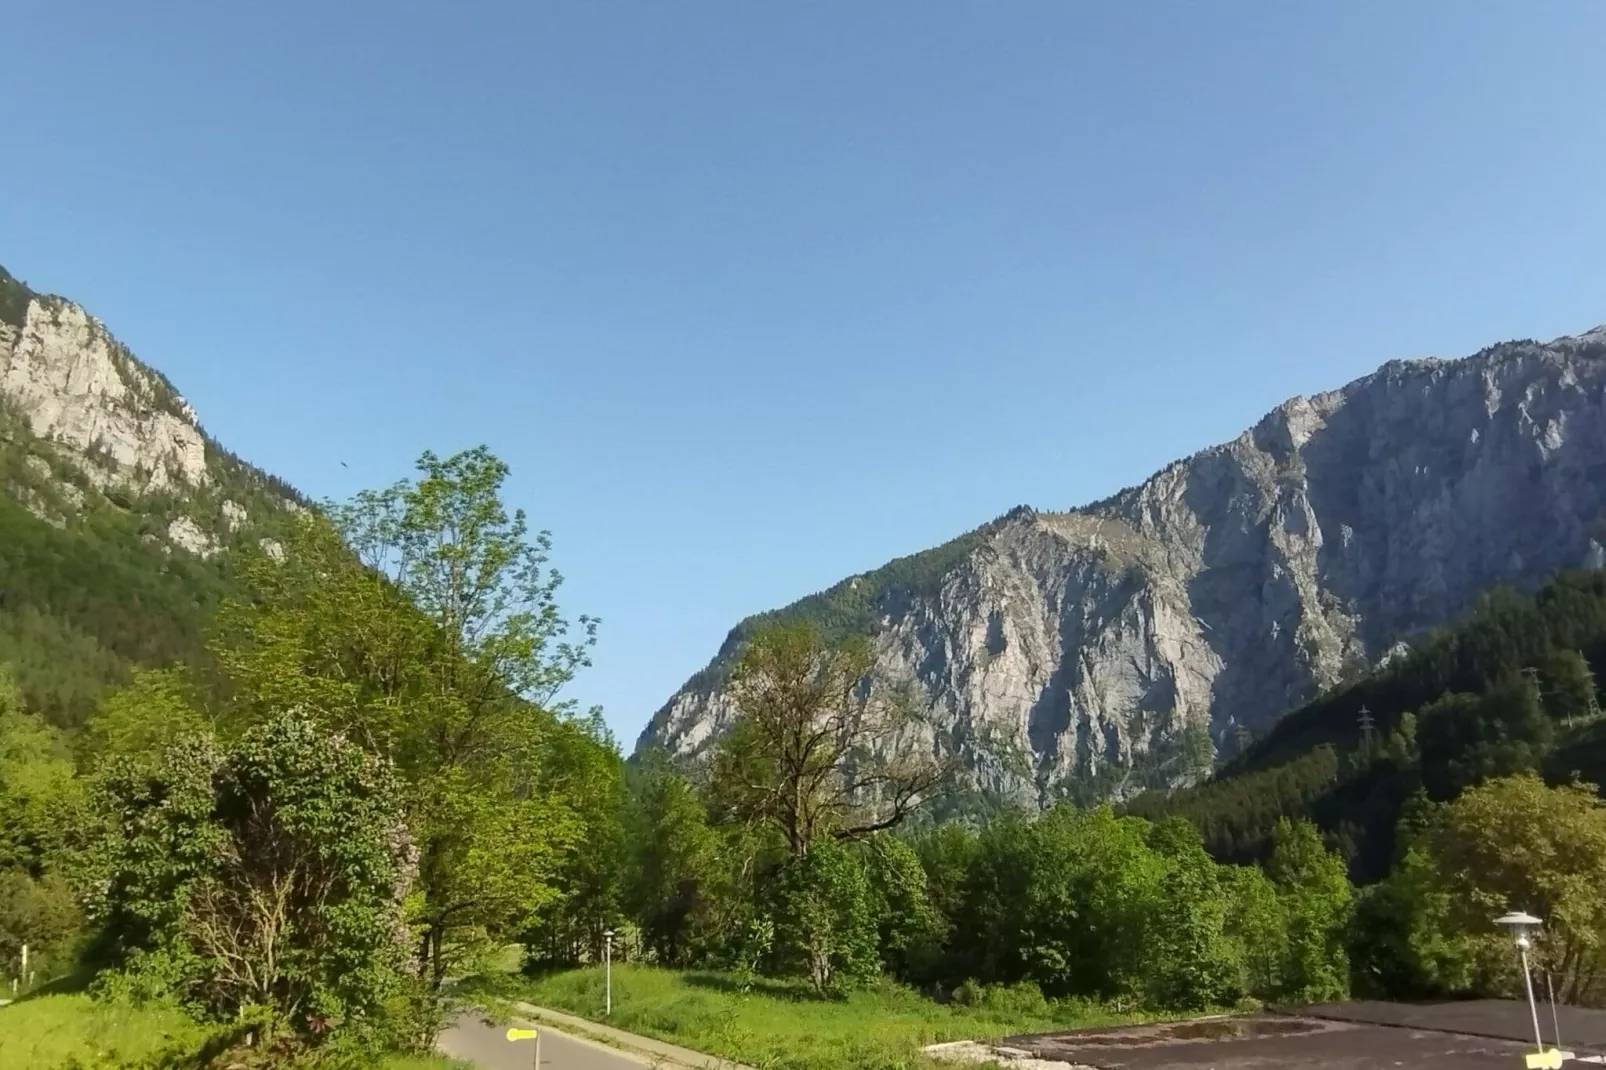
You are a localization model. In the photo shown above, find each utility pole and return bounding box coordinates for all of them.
[1357,706,1376,756]
[1235,724,1252,757]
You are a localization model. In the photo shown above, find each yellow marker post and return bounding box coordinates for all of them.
[506,1026,541,1069]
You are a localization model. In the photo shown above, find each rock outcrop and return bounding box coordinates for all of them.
[0,262,302,558]
[0,293,208,491]
[642,325,1606,803]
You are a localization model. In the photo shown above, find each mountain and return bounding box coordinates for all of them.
[0,263,303,726]
[640,324,1606,805]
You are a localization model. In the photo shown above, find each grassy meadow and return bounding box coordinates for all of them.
[480,964,1159,1070]
[0,992,469,1070]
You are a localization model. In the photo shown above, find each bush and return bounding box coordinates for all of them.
[767,840,879,994]
[88,714,417,1042]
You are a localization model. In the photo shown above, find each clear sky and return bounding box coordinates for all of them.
[4,3,1606,746]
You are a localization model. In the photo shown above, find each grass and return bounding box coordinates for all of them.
[0,993,218,1068]
[0,992,469,1069]
[476,965,1156,1070]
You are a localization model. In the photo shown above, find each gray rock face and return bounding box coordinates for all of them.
[642,325,1606,802]
[0,263,303,558]
[0,295,208,491]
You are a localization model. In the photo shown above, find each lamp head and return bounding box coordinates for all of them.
[1494,911,1542,949]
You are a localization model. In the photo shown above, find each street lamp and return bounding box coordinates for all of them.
[603,928,615,1017]
[1495,912,1545,1055]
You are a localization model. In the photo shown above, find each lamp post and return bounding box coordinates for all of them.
[603,928,615,1017]
[1495,911,1545,1055]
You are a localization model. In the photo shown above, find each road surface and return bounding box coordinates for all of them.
[438,1012,645,1070]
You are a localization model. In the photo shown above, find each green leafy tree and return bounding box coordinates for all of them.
[768,838,879,994]
[81,668,209,766]
[1266,818,1353,1003]
[523,710,629,966]
[1403,773,1606,1004]
[708,622,948,858]
[90,715,415,1042]
[1221,862,1285,998]
[863,834,944,982]
[0,870,81,985]
[0,675,83,876]
[1540,649,1599,727]
[625,758,719,966]
[1144,818,1239,1009]
[1418,676,1551,800]
[952,807,1165,1000]
[212,447,598,999]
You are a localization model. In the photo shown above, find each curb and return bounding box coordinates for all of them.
[503,1000,758,1070]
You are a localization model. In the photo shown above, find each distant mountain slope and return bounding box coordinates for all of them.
[641,323,1606,805]
[1124,568,1606,881]
[0,263,304,725]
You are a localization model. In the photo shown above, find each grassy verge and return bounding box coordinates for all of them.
[0,992,468,1069]
[475,965,1156,1070]
[0,993,220,1068]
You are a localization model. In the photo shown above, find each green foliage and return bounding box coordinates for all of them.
[1417,675,1551,799]
[767,839,880,994]
[90,714,416,1037]
[707,621,948,858]
[0,675,84,875]
[863,835,945,982]
[1142,819,1239,1009]
[82,669,210,767]
[1266,818,1353,1003]
[622,756,720,966]
[216,448,603,999]
[0,870,83,986]
[1386,774,1606,1004]
[1220,862,1285,999]
[950,807,1171,1001]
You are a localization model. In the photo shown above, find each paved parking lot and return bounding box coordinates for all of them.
[998,999,1606,1069]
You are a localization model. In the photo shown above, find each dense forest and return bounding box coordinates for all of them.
[4,442,1606,1069]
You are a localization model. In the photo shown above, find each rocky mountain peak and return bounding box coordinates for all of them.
[0,269,208,493]
[641,324,1606,806]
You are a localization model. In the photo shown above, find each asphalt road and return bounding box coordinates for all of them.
[438,1013,645,1070]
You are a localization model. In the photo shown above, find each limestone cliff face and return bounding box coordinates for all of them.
[0,263,301,556]
[0,290,208,492]
[642,325,1606,801]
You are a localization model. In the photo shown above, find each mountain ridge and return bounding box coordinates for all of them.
[0,261,306,724]
[641,323,1606,805]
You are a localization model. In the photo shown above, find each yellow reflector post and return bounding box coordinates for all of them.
[507,1027,540,1042]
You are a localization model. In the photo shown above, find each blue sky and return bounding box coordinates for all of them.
[4,3,1606,746]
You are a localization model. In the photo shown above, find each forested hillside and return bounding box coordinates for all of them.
[1126,569,1606,880]
[0,265,302,727]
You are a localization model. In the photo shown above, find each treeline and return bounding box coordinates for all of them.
[1127,571,1606,880]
